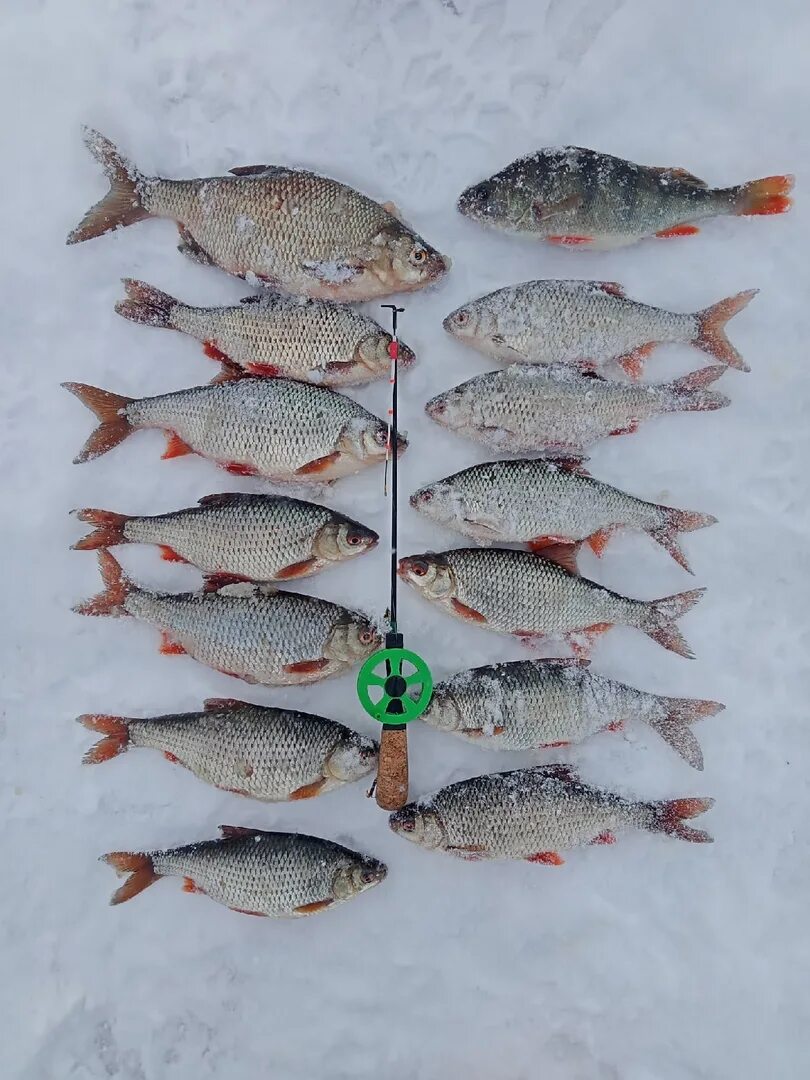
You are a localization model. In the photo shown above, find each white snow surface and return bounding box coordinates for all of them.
[2,1,809,1077]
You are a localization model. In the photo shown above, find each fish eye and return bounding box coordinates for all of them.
[373,426,389,446]
[359,628,375,645]
[476,183,492,202]
[410,246,428,265]
[411,559,429,577]
[421,490,433,503]
[453,309,470,327]
[346,530,363,546]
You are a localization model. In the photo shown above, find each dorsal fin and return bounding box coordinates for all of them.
[545,456,590,477]
[229,164,271,176]
[203,698,253,712]
[536,542,580,575]
[198,492,258,509]
[651,165,707,187]
[534,763,580,784]
[533,657,591,668]
[219,825,263,839]
[592,281,625,298]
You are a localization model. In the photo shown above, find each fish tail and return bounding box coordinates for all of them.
[62,382,134,463]
[67,128,152,244]
[647,506,718,574]
[732,174,794,217]
[648,797,715,843]
[78,713,131,764]
[73,549,134,617]
[663,366,730,413]
[694,289,757,371]
[646,698,724,770]
[101,851,159,904]
[116,278,178,328]
[640,587,706,659]
[71,508,131,550]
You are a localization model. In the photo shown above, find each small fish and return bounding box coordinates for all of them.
[72,493,378,585]
[67,129,449,300]
[425,364,729,456]
[389,764,714,863]
[80,699,378,799]
[63,377,405,482]
[398,547,704,658]
[458,146,793,249]
[76,550,381,686]
[443,280,756,377]
[103,826,387,916]
[410,458,716,573]
[116,279,416,386]
[420,658,723,769]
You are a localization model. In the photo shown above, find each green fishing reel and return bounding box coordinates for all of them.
[357,643,433,725]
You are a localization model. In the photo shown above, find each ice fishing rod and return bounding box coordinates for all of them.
[356,305,432,810]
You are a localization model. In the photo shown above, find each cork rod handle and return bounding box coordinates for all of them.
[375,726,409,810]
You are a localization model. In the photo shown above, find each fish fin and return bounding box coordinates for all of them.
[604,719,625,733]
[449,844,489,861]
[646,698,724,770]
[162,432,194,460]
[204,697,253,712]
[115,279,178,328]
[295,899,335,915]
[72,508,130,551]
[589,831,616,845]
[202,341,233,364]
[695,289,757,371]
[159,632,186,656]
[296,451,342,476]
[655,224,700,238]
[182,877,205,894]
[219,825,264,839]
[197,493,254,509]
[539,740,569,748]
[451,598,488,623]
[74,549,133,617]
[526,851,564,865]
[284,658,330,676]
[650,797,714,842]
[163,751,180,764]
[536,657,591,668]
[158,545,188,563]
[222,461,259,477]
[586,527,614,558]
[566,623,612,658]
[78,714,130,764]
[245,361,282,377]
[289,778,328,800]
[239,294,266,304]
[546,235,593,246]
[651,166,707,186]
[63,382,134,463]
[546,455,590,476]
[532,193,583,222]
[609,421,639,437]
[102,851,158,905]
[177,223,216,265]
[734,174,794,216]
[229,164,272,176]
[647,507,717,574]
[66,128,150,244]
[381,200,403,219]
[209,362,248,385]
[202,572,251,593]
[641,587,706,659]
[617,342,656,379]
[534,763,580,784]
[230,907,268,916]
[664,366,730,413]
[593,281,626,298]
[536,542,580,575]
[276,558,318,580]
[527,535,571,552]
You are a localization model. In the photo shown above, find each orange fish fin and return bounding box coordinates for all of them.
[590,831,616,845]
[526,851,564,865]
[296,451,341,476]
[586,527,614,558]
[695,289,756,371]
[451,598,487,623]
[284,658,330,676]
[230,907,268,917]
[203,341,231,364]
[275,558,318,580]
[655,224,700,238]
[159,545,188,563]
[289,777,328,800]
[203,697,252,712]
[295,899,334,915]
[72,508,130,551]
[73,549,133,617]
[594,281,625,298]
[536,542,580,575]
[539,739,570,749]
[465,725,505,739]
[546,235,593,246]
[102,852,158,905]
[162,432,194,460]
[159,632,186,656]
[202,572,250,593]
[63,382,135,463]
[246,361,281,378]
[652,797,714,842]
[163,751,180,764]
[209,360,247,385]
[222,461,258,477]
[546,456,591,477]
[609,421,639,436]
[617,342,656,379]
[182,877,206,894]
[78,713,130,764]
[735,174,794,216]
[604,719,625,733]
[526,535,569,552]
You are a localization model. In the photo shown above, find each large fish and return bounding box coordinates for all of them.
[443,280,756,377]
[420,658,723,769]
[76,550,381,685]
[67,129,449,300]
[73,493,378,586]
[398,546,704,658]
[80,699,378,799]
[425,364,728,456]
[458,146,793,249]
[116,279,416,386]
[103,826,387,916]
[64,377,405,482]
[410,458,716,573]
[389,764,714,863]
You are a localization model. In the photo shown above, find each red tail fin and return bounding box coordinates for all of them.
[641,587,705,659]
[74,550,133,617]
[72,508,130,551]
[646,698,724,770]
[116,279,178,328]
[66,129,151,244]
[650,797,715,842]
[102,851,159,904]
[647,506,718,574]
[695,290,757,371]
[78,714,131,763]
[734,174,794,216]
[664,366,730,414]
[63,383,134,463]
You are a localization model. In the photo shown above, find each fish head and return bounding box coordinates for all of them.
[332,853,388,901]
[443,300,490,344]
[324,612,382,663]
[367,222,450,293]
[409,479,459,530]
[458,149,580,234]
[424,383,468,431]
[389,802,447,850]
[444,294,524,362]
[326,730,379,784]
[340,417,408,465]
[314,517,379,563]
[397,552,455,602]
[355,331,416,378]
[417,685,463,733]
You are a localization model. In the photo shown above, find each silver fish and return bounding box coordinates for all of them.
[444,280,756,376]
[458,145,793,250]
[64,377,405,482]
[390,764,714,862]
[116,279,416,386]
[79,699,378,799]
[76,550,381,686]
[103,826,387,916]
[398,547,704,658]
[68,129,449,300]
[72,492,378,584]
[410,458,716,573]
[425,364,729,456]
[420,658,723,769]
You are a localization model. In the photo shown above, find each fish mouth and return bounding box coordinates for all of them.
[389,805,418,837]
[424,394,448,421]
[398,342,416,367]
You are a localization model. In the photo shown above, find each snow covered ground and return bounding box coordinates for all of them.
[2,0,809,1076]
